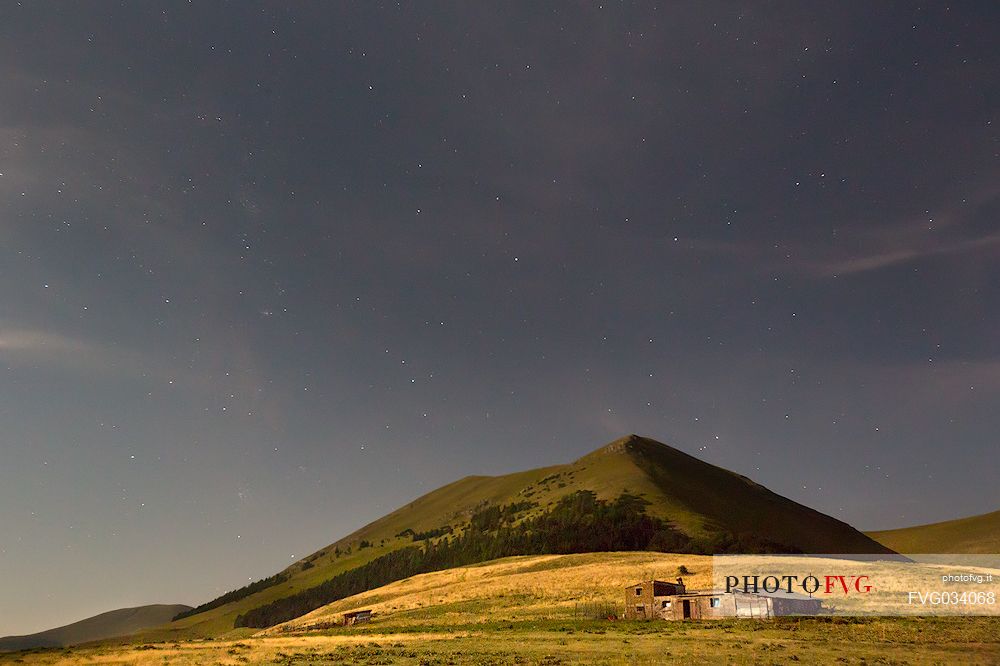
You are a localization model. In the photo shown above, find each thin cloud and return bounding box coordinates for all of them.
[665,180,1000,279]
[0,326,155,378]
[0,328,91,356]
[808,230,1000,277]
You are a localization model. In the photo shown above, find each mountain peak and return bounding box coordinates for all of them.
[605,433,641,451]
[579,434,685,463]
[581,434,643,459]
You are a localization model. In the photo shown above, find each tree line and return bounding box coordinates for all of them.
[172,573,289,621]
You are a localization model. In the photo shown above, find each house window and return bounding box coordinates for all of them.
[661,600,670,609]
[710,597,720,608]
[635,587,642,596]
[635,605,644,614]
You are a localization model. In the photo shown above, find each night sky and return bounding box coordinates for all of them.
[1,3,998,635]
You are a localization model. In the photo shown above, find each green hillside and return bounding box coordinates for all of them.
[125,435,893,640]
[0,604,191,652]
[867,509,1000,554]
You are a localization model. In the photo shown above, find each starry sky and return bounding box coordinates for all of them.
[1,3,998,635]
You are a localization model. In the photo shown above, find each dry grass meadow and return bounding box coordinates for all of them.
[3,619,999,665]
[3,553,999,665]
[270,552,715,632]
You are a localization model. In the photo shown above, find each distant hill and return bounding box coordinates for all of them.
[0,604,191,652]
[867,508,1000,554]
[127,434,893,639]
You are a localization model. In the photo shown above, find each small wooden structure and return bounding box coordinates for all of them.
[342,609,373,626]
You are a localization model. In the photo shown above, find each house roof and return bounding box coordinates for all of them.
[626,579,678,588]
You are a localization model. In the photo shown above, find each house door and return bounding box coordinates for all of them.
[682,600,691,619]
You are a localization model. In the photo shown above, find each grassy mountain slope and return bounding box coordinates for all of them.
[0,604,191,652]
[127,434,892,640]
[867,509,1000,554]
[267,551,713,633]
[618,436,894,553]
[264,550,1000,635]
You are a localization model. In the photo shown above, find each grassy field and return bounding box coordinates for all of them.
[2,617,998,665]
[268,552,715,632]
[868,508,1000,554]
[4,552,999,664]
